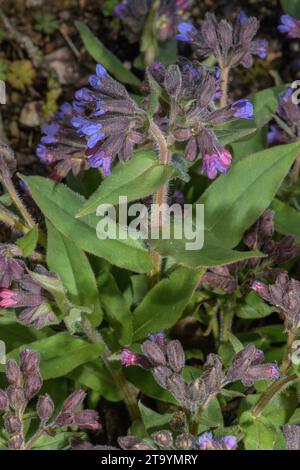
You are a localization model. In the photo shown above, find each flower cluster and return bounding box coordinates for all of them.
[36,65,147,179]
[115,0,190,43]
[0,243,24,288]
[177,12,268,68]
[200,209,300,293]
[252,272,300,332]
[148,61,254,178]
[0,349,100,450]
[118,430,237,451]
[278,15,300,39]
[121,333,279,411]
[0,266,58,329]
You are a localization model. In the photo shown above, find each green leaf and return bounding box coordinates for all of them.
[32,432,75,450]
[132,266,205,341]
[281,0,300,18]
[240,411,280,450]
[214,125,257,146]
[138,402,172,431]
[75,21,140,86]
[0,317,49,352]
[272,198,300,243]
[68,359,121,402]
[228,332,244,353]
[98,271,133,346]
[150,232,263,268]
[236,292,275,319]
[22,175,152,274]
[199,142,300,249]
[77,150,173,217]
[16,224,39,256]
[46,221,103,327]
[2,332,104,380]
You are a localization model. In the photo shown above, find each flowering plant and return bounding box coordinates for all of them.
[0,1,300,452]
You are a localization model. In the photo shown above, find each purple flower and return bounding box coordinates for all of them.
[114,3,127,18]
[88,152,112,175]
[41,123,60,144]
[197,432,237,450]
[120,349,143,367]
[252,39,268,59]
[232,99,254,119]
[36,145,55,165]
[278,14,300,38]
[177,22,196,42]
[201,148,232,180]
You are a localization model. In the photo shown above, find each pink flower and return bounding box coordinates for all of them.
[202,148,232,180]
[120,349,141,367]
[0,289,18,308]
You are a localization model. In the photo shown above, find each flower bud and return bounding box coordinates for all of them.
[73,410,100,431]
[6,386,26,410]
[0,389,9,411]
[6,359,22,386]
[151,430,173,448]
[19,349,40,375]
[24,372,42,400]
[141,340,166,366]
[54,411,74,428]
[118,436,155,451]
[164,65,182,100]
[170,410,186,432]
[62,390,86,411]
[186,377,206,403]
[175,433,194,450]
[37,394,54,423]
[4,412,22,433]
[8,433,24,450]
[153,366,172,389]
[166,340,185,373]
[166,373,187,402]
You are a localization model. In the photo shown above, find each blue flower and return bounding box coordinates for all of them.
[36,144,53,164]
[232,99,254,119]
[237,11,249,24]
[252,39,268,59]
[176,22,196,42]
[278,15,300,38]
[41,123,60,144]
[88,151,112,175]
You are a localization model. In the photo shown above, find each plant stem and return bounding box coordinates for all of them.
[2,175,35,229]
[220,66,230,107]
[251,374,299,418]
[80,316,141,422]
[149,121,171,285]
[280,332,297,375]
[25,427,45,450]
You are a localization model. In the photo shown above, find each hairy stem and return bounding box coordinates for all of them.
[220,66,230,107]
[252,374,299,418]
[80,316,140,422]
[280,332,297,375]
[149,121,171,285]
[25,427,45,451]
[2,176,35,229]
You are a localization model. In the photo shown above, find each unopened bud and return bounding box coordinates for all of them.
[0,389,9,411]
[166,373,187,402]
[153,366,172,389]
[4,412,22,433]
[164,65,182,99]
[24,372,42,400]
[166,340,185,372]
[7,386,26,410]
[118,436,154,451]
[8,433,24,450]
[186,377,206,403]
[170,410,186,432]
[19,349,40,375]
[175,433,194,450]
[73,410,100,431]
[37,394,54,423]
[141,340,166,366]
[62,390,86,411]
[151,430,173,448]
[6,359,22,386]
